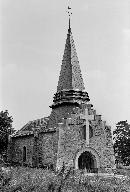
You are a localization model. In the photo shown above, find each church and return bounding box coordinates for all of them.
[8,18,115,173]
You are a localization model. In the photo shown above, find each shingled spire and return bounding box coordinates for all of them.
[51,18,89,109]
[57,18,85,92]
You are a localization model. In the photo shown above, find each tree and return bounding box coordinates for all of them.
[0,110,14,160]
[113,120,130,166]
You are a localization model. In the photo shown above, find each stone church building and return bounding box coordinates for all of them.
[8,20,115,172]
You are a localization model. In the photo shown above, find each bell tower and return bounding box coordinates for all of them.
[48,15,115,172]
[48,18,90,129]
[51,19,89,110]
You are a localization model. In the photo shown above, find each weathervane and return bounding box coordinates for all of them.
[67,1,72,31]
[67,5,72,18]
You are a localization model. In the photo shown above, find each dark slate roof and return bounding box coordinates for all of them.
[12,117,56,138]
[57,22,85,92]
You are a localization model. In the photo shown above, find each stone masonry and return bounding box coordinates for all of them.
[56,104,115,172]
[8,20,115,173]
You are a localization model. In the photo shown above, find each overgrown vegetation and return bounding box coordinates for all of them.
[113,120,130,166]
[0,165,130,192]
[0,110,15,161]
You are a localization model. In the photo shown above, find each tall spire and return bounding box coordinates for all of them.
[50,8,90,109]
[57,17,85,92]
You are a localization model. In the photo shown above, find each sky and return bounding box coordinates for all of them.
[1,0,130,131]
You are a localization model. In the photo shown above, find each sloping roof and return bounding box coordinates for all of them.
[57,22,85,92]
[12,117,55,138]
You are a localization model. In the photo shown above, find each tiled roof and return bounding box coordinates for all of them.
[57,24,85,92]
[12,117,55,138]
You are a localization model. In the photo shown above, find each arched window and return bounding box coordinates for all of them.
[82,125,86,140]
[23,146,27,162]
[89,125,93,138]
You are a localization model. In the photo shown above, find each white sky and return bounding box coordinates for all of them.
[1,0,130,131]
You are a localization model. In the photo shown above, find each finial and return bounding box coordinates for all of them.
[69,17,71,32]
[67,4,72,33]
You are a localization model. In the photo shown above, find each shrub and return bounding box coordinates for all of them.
[0,166,130,192]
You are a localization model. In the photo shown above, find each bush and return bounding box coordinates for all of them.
[0,166,130,192]
[0,167,57,192]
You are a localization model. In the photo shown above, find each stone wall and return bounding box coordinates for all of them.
[56,105,115,171]
[10,104,115,172]
[11,131,58,169]
[40,132,57,167]
[48,105,77,128]
[12,136,34,166]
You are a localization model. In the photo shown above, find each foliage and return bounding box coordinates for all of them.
[0,110,14,158]
[113,120,130,166]
[0,166,130,192]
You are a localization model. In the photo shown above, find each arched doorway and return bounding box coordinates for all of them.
[78,151,97,172]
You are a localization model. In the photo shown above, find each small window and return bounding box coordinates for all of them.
[89,125,93,138]
[23,146,27,162]
[82,125,86,140]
